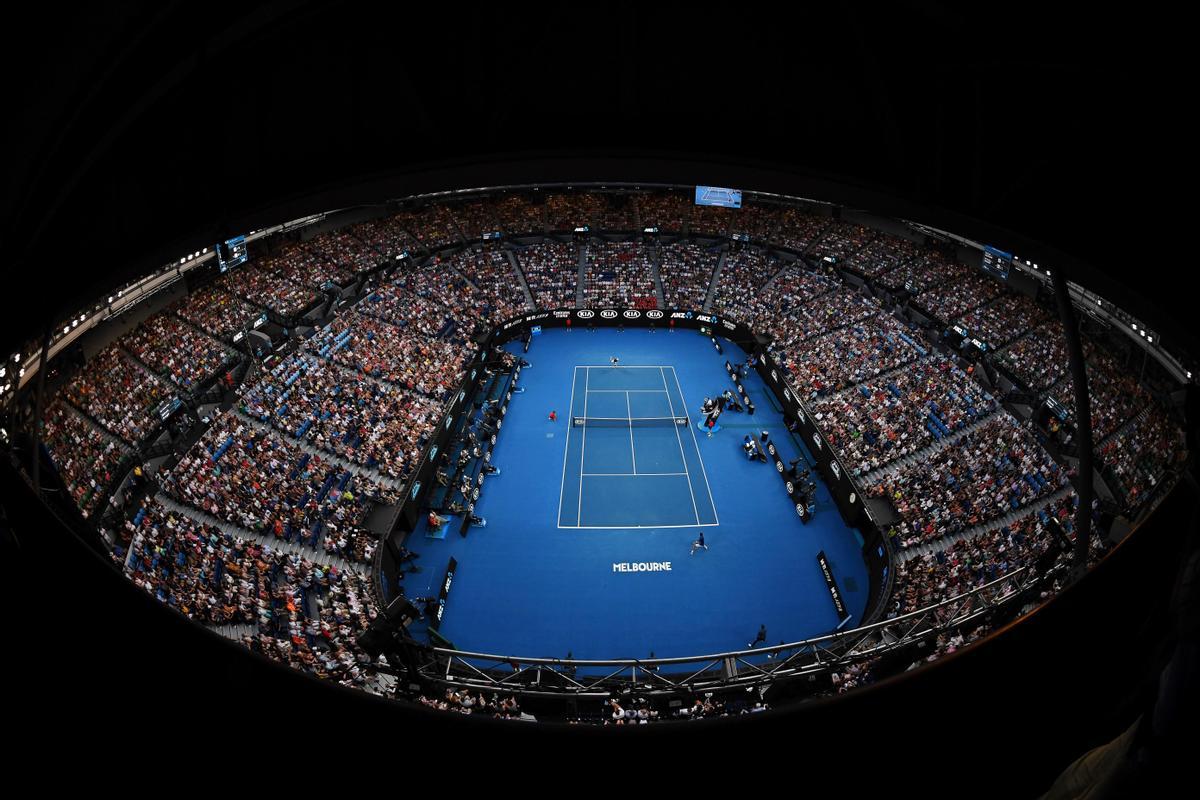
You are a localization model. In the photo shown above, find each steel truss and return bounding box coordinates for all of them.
[402,564,1057,699]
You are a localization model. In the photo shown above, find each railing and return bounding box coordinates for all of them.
[405,565,1046,698]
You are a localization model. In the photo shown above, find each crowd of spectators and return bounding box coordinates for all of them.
[876,250,969,295]
[42,402,127,518]
[808,221,876,262]
[599,195,635,230]
[261,242,356,289]
[352,215,417,259]
[515,242,579,308]
[399,205,463,250]
[995,321,1070,391]
[583,241,658,307]
[311,312,466,401]
[1050,348,1147,441]
[772,206,830,252]
[869,413,1069,550]
[735,201,785,240]
[890,494,1084,618]
[689,204,741,236]
[444,247,529,322]
[955,293,1049,349]
[659,242,719,309]
[116,496,383,687]
[780,312,924,397]
[61,343,175,445]
[843,232,925,278]
[710,249,784,318]
[758,284,877,353]
[174,285,263,340]
[637,191,690,230]
[914,272,1003,323]
[1098,404,1185,509]
[225,263,320,319]
[159,411,396,563]
[811,357,998,476]
[360,264,487,344]
[239,350,438,482]
[124,313,236,393]
[417,689,525,718]
[309,229,383,274]
[489,194,545,235]
[546,193,602,231]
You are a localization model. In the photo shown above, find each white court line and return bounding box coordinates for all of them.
[558,522,720,530]
[577,366,589,526]
[556,365,579,528]
[626,391,637,474]
[661,366,701,526]
[584,389,669,393]
[670,365,720,526]
[581,472,689,477]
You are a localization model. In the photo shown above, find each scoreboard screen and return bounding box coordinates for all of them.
[217,235,248,272]
[981,245,1012,280]
[694,186,742,208]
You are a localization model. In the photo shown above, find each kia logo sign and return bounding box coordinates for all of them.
[849,493,857,504]
[646,310,664,319]
[767,443,777,456]
[786,481,795,494]
[796,503,806,517]
[775,461,784,473]
[490,435,497,445]
[577,310,595,319]
[623,310,641,319]
[601,310,618,319]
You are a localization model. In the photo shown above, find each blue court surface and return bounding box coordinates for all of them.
[403,327,869,660]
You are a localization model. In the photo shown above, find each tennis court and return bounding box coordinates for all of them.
[557,365,718,529]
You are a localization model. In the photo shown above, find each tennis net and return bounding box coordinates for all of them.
[572,416,689,428]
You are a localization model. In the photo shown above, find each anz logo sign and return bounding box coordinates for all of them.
[577,310,595,319]
[646,310,664,319]
[601,309,618,319]
[831,461,841,481]
[410,481,422,500]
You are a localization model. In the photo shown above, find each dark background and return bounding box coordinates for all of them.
[2,2,1190,790]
